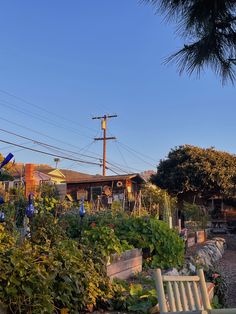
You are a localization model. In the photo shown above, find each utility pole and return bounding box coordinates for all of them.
[92,114,117,176]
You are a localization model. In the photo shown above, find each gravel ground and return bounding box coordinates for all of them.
[216,234,236,308]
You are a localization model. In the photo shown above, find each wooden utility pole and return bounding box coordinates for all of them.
[92,114,117,176]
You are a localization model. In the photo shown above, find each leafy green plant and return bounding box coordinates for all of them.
[205,269,227,307]
[114,216,185,269]
[142,183,177,219]
[107,277,157,313]
[127,283,157,313]
[51,240,110,312]
[30,211,66,246]
[0,224,113,313]
[59,212,81,239]
[83,225,133,258]
[0,226,55,313]
[183,202,208,230]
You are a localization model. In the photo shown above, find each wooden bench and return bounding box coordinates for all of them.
[153,268,236,314]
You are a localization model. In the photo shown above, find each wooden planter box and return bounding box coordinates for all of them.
[186,229,207,247]
[106,248,142,280]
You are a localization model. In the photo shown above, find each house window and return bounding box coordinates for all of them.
[91,186,102,201]
[77,189,88,201]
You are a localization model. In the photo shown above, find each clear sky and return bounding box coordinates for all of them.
[0,1,235,175]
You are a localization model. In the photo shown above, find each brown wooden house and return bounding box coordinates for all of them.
[66,173,145,210]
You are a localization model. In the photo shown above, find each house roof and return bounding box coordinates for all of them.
[34,171,52,181]
[67,173,145,184]
[10,164,93,181]
[10,164,145,185]
[60,169,93,181]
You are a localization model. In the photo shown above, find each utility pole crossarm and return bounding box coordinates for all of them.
[92,113,117,176]
[94,137,116,141]
[92,114,118,120]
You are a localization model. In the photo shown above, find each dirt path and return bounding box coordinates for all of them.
[216,234,236,307]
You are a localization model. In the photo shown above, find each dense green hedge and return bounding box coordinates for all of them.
[0,223,112,313]
[0,209,184,313]
[62,211,185,269]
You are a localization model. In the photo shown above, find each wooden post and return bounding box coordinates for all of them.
[198,269,212,310]
[178,218,182,233]
[153,269,168,313]
[93,114,117,176]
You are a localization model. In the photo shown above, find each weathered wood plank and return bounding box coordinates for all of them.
[107,256,142,279]
[192,282,201,310]
[108,264,142,280]
[179,281,188,311]
[167,281,176,312]
[163,275,199,282]
[185,281,195,311]
[173,282,183,311]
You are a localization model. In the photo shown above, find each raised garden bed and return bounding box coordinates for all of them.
[106,248,142,280]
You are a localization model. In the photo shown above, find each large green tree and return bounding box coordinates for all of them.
[151,145,236,199]
[144,0,236,83]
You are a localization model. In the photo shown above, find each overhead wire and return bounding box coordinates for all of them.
[0,139,102,166]
[0,88,98,134]
[0,116,102,157]
[0,116,112,167]
[114,140,129,169]
[0,99,94,139]
[0,127,130,174]
[106,128,156,168]
[0,118,148,175]
[0,89,155,173]
[117,140,157,163]
[115,141,156,168]
[0,141,32,151]
[0,127,101,161]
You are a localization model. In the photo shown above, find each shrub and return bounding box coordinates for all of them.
[107,276,157,313]
[114,216,184,269]
[80,212,185,269]
[0,226,55,313]
[183,202,208,230]
[0,223,113,313]
[30,211,66,246]
[82,225,133,259]
[59,213,82,239]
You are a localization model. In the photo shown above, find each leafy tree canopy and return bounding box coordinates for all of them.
[151,145,236,198]
[143,0,236,83]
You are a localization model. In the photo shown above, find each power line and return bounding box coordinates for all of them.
[0,88,156,171]
[0,127,132,174]
[0,139,102,166]
[116,141,156,168]
[0,88,97,134]
[0,116,109,165]
[114,140,131,171]
[0,116,103,158]
[0,117,149,174]
[0,127,101,161]
[0,100,94,140]
[117,140,157,163]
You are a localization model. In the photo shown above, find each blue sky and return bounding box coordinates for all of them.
[0,1,235,175]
